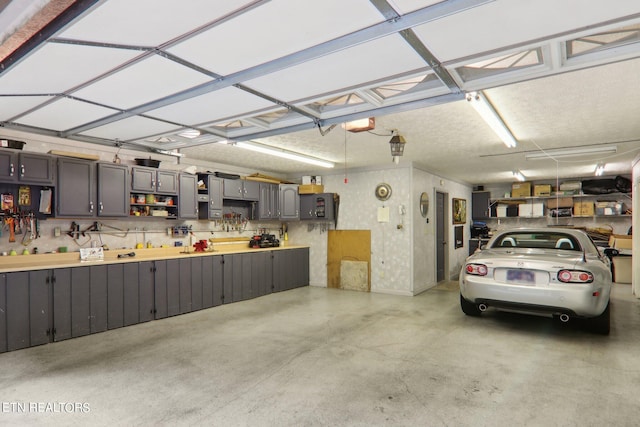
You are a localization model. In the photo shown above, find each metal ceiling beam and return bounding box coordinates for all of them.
[61,0,491,137]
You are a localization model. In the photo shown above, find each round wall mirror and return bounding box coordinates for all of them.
[420,192,429,217]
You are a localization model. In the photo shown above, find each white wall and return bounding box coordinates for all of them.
[288,163,472,296]
[632,155,639,298]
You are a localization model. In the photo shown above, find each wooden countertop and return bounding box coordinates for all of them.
[0,243,308,273]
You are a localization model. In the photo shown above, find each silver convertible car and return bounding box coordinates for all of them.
[460,228,613,334]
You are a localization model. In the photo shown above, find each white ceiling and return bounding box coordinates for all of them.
[1,0,640,184]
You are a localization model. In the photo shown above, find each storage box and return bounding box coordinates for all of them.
[573,201,595,216]
[518,202,544,217]
[302,175,322,185]
[298,184,324,194]
[560,181,581,192]
[547,197,573,209]
[608,234,632,250]
[612,256,631,284]
[533,184,552,196]
[496,205,508,217]
[511,182,532,198]
[596,201,622,216]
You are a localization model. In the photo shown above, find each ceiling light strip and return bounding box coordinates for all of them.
[595,163,605,176]
[512,170,526,182]
[525,145,617,160]
[466,91,517,148]
[234,141,334,169]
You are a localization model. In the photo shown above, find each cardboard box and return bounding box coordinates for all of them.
[511,182,532,198]
[518,202,544,217]
[533,184,552,196]
[612,256,631,284]
[298,184,324,194]
[573,201,595,216]
[608,234,632,250]
[302,175,322,185]
[547,197,573,209]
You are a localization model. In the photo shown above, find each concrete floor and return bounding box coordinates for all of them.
[1,282,639,426]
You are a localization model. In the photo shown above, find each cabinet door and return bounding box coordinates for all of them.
[166,259,180,316]
[202,256,214,309]
[107,265,124,330]
[223,179,244,199]
[259,183,269,219]
[251,251,270,298]
[208,176,223,219]
[0,151,17,183]
[71,267,91,337]
[29,270,50,347]
[241,254,253,301]
[52,268,72,342]
[270,184,280,219]
[19,153,54,184]
[299,194,315,220]
[295,248,310,288]
[279,184,299,220]
[156,170,178,195]
[6,272,29,351]
[57,158,95,217]
[472,191,491,220]
[243,180,259,201]
[98,163,129,217]
[178,173,198,219]
[191,257,203,311]
[272,251,286,293]
[131,167,155,192]
[212,255,223,307]
[222,254,236,304]
[90,265,108,334]
[123,263,139,326]
[0,274,6,352]
[179,258,192,314]
[153,260,168,319]
[139,261,155,323]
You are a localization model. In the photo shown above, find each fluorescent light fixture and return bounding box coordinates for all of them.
[234,141,334,168]
[466,91,517,148]
[153,148,184,158]
[513,170,526,182]
[525,145,617,160]
[595,163,605,176]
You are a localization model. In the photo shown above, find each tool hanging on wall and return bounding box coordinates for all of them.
[6,217,15,242]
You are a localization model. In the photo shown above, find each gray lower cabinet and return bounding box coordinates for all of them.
[0,248,308,353]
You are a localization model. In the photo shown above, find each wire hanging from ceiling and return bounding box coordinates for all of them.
[344,125,348,184]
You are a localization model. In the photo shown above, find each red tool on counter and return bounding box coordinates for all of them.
[6,217,15,242]
[193,239,208,252]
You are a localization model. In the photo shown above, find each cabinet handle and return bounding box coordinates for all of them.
[9,163,14,176]
[157,180,162,188]
[99,202,104,212]
[20,164,25,177]
[152,180,156,188]
[89,202,94,213]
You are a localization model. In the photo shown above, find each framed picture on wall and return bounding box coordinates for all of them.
[452,198,467,224]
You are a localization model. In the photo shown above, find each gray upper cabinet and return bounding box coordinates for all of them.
[259,183,280,220]
[223,179,259,201]
[57,157,96,217]
[198,175,223,220]
[178,173,198,219]
[97,163,129,217]
[300,193,335,221]
[131,167,178,195]
[0,151,55,185]
[57,159,129,217]
[279,184,299,220]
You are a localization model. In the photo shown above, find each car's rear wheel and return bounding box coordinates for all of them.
[588,301,610,335]
[460,294,482,316]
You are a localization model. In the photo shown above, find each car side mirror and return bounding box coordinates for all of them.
[603,248,619,258]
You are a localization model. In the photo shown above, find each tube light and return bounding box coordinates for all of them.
[513,170,526,182]
[235,141,335,168]
[466,91,517,148]
[525,145,617,160]
[595,163,605,176]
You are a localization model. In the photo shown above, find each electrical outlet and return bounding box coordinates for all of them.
[54,227,61,237]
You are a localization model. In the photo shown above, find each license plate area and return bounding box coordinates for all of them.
[506,269,536,285]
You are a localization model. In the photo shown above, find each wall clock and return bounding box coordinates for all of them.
[375,183,392,201]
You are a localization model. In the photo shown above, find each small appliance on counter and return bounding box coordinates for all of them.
[249,234,280,248]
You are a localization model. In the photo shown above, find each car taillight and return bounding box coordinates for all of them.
[466,263,488,276]
[557,270,594,283]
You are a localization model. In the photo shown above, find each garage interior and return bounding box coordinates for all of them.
[1,0,639,425]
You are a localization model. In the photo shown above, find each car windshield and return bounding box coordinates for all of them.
[491,232,581,251]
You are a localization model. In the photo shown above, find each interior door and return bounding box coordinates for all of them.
[436,192,446,282]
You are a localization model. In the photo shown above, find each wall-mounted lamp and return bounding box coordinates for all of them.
[595,163,605,176]
[466,91,517,148]
[389,130,406,164]
[513,170,526,182]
